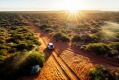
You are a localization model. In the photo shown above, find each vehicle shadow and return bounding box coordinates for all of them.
[55,42,69,57]
[43,48,53,61]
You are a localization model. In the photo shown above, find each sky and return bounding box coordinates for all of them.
[0,0,119,11]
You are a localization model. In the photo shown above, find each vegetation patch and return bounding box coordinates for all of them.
[88,65,119,80]
[109,42,119,51]
[18,51,45,76]
[0,13,44,80]
[86,43,111,55]
[54,32,70,42]
[72,35,81,42]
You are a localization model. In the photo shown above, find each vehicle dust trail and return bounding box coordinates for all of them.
[101,21,119,40]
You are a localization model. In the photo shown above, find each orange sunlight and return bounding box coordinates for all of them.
[59,0,86,22]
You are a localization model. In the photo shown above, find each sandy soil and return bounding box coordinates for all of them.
[19,15,119,80]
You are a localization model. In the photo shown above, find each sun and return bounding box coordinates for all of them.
[64,9,79,23]
[65,2,79,14]
[61,0,80,17]
[59,0,86,22]
[66,4,79,17]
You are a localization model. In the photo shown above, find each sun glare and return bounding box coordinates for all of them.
[69,9,78,14]
[60,0,86,22]
[64,7,80,22]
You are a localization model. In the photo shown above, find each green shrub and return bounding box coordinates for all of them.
[0,55,6,64]
[91,28,99,33]
[27,44,35,50]
[34,40,41,45]
[80,34,91,42]
[86,43,111,55]
[88,65,115,80]
[54,32,62,38]
[90,35,99,43]
[54,32,70,42]
[39,24,49,30]
[0,44,10,50]
[0,51,45,79]
[16,43,28,50]
[80,34,98,43]
[27,40,34,44]
[44,28,53,33]
[13,34,25,40]
[54,32,63,42]
[19,51,45,75]
[61,35,70,42]
[0,39,5,43]
[0,49,7,56]
[72,35,81,42]
[109,42,119,51]
[88,65,105,80]
[16,42,36,51]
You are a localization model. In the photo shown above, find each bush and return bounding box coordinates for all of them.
[0,44,10,50]
[61,35,70,42]
[39,24,49,30]
[54,32,63,42]
[90,35,99,43]
[0,49,7,56]
[80,34,98,43]
[19,51,45,75]
[88,65,106,80]
[88,65,115,80]
[34,40,41,45]
[0,51,45,79]
[0,39,5,43]
[109,42,119,51]
[54,32,62,39]
[16,43,28,50]
[44,28,53,33]
[0,55,6,64]
[86,43,111,55]
[13,34,25,40]
[72,35,81,42]
[54,32,70,42]
[91,28,99,33]
[80,35,91,42]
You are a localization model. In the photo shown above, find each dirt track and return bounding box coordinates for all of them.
[20,15,119,80]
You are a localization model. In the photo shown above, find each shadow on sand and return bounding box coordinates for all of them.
[43,48,53,61]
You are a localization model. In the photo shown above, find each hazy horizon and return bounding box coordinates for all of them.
[0,0,119,11]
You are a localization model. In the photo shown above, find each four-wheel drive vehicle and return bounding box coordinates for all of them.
[47,43,54,50]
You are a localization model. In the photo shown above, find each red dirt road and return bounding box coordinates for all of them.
[20,15,119,80]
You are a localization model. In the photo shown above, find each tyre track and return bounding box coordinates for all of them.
[42,36,80,80]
